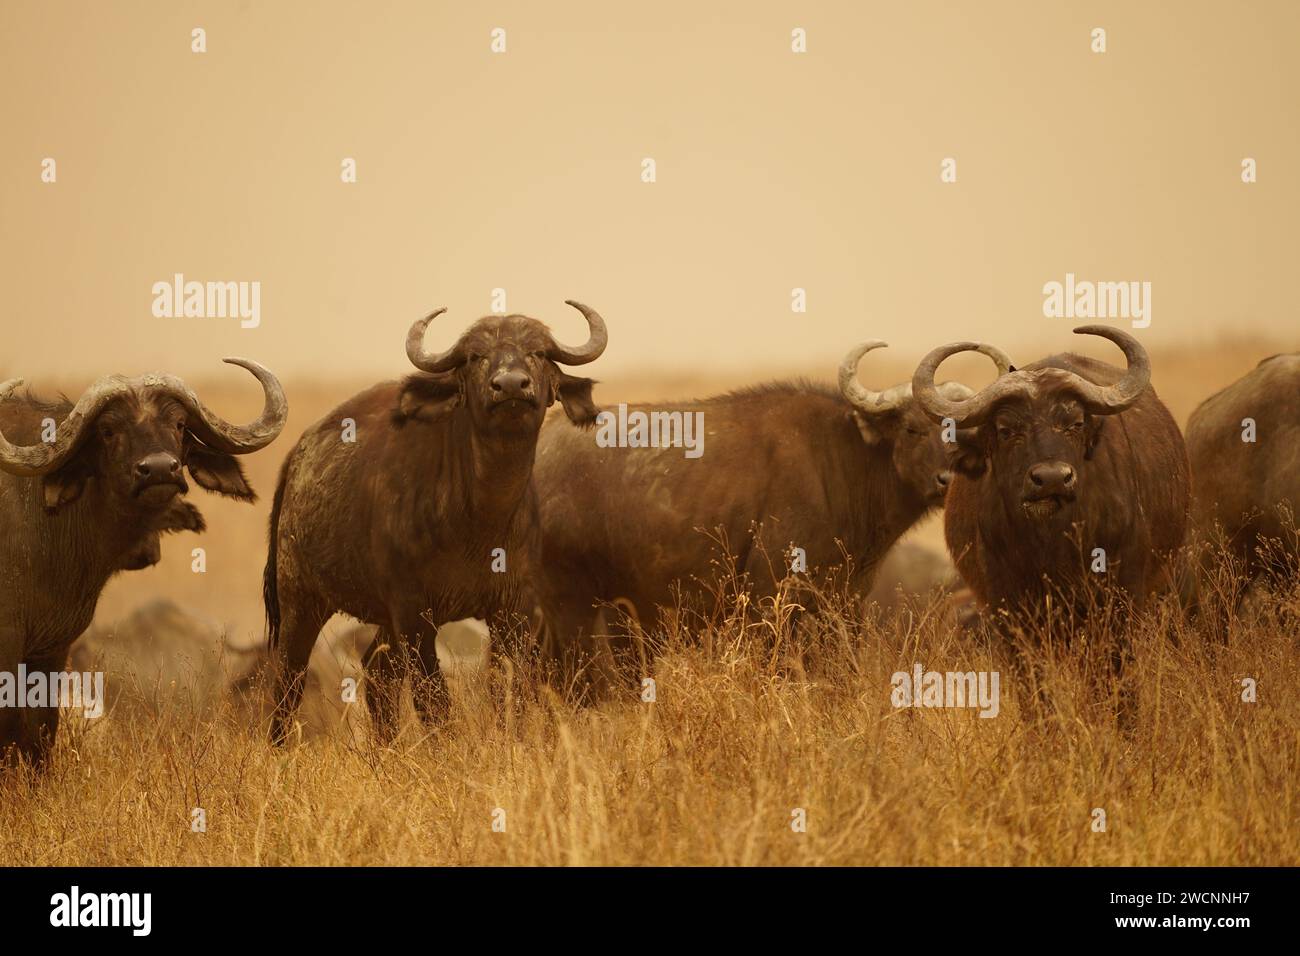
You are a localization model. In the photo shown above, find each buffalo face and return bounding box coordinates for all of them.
[62,392,266,513]
[460,318,588,434]
[949,390,1102,523]
[838,340,1012,507]
[0,360,288,516]
[912,325,1153,526]
[82,391,191,508]
[889,403,958,506]
[400,301,607,433]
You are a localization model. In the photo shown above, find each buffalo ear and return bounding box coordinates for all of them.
[851,410,898,446]
[42,457,93,513]
[948,427,988,479]
[1084,416,1105,461]
[554,371,598,427]
[395,373,462,423]
[187,445,256,502]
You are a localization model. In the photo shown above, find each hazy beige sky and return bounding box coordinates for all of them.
[2,0,1296,382]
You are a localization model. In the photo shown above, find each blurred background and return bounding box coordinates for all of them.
[1,0,1295,639]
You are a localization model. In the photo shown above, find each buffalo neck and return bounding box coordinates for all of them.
[820,416,931,570]
[855,443,929,561]
[10,476,146,648]
[45,482,143,585]
[419,409,540,533]
[468,426,540,524]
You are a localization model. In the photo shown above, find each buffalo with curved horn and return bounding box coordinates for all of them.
[264,302,608,744]
[912,326,1189,621]
[533,339,1010,692]
[0,359,287,767]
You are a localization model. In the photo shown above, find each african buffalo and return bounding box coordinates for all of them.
[912,326,1189,621]
[71,602,381,739]
[264,302,607,744]
[1185,353,1300,587]
[0,360,287,766]
[69,599,264,719]
[532,340,1009,684]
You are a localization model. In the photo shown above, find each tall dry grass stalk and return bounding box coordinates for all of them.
[2,538,1295,866]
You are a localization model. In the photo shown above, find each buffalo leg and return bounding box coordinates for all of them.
[536,575,615,700]
[383,605,448,733]
[601,601,653,694]
[363,626,406,744]
[269,596,327,745]
[14,650,63,769]
[564,608,622,703]
[0,647,22,768]
[410,633,450,729]
[15,702,59,770]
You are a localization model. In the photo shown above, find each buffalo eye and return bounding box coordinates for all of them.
[1067,420,1084,433]
[99,423,115,440]
[996,425,1014,441]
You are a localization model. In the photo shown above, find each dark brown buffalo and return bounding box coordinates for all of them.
[533,341,1009,682]
[0,360,287,766]
[264,302,607,744]
[913,326,1189,621]
[1185,353,1300,584]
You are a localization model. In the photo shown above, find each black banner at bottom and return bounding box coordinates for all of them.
[0,866,1285,941]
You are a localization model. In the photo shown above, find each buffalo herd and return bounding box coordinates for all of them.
[1,307,1296,765]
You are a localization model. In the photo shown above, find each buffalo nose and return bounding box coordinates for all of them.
[935,471,951,492]
[134,452,182,482]
[491,369,532,397]
[1027,461,1076,492]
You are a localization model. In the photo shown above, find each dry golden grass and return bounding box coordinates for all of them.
[2,559,1296,866]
